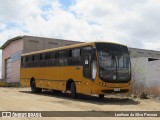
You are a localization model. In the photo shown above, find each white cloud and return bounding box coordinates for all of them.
[0,0,41,22]
[144,41,160,50]
[0,23,6,29]
[0,0,160,78]
[0,0,160,51]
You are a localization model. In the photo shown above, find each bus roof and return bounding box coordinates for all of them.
[22,42,126,56]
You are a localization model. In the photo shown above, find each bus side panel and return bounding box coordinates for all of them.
[20,66,84,93]
[20,68,39,87]
[20,79,30,87]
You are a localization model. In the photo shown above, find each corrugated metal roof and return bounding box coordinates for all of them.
[0,36,24,49]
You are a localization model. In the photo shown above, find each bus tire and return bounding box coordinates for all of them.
[30,80,42,93]
[99,94,104,98]
[71,82,77,98]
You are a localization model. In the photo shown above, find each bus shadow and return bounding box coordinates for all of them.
[19,90,140,105]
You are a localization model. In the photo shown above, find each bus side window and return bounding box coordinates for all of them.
[27,56,31,67]
[67,48,81,65]
[24,56,28,68]
[34,54,39,67]
[25,56,28,62]
[59,51,65,58]
[42,53,46,60]
[47,52,51,59]
[21,57,23,63]
[35,54,38,61]
[44,53,47,60]
[69,49,72,57]
[32,55,35,61]
[72,48,80,57]
[40,54,42,60]
[55,52,59,58]
[21,57,24,67]
[50,52,55,59]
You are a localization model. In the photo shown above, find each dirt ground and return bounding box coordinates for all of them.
[0,87,159,120]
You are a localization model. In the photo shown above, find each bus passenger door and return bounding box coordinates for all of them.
[82,51,93,94]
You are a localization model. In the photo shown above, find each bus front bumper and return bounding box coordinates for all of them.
[92,82,131,94]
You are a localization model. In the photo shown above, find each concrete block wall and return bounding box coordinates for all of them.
[131,57,160,88]
[129,48,160,58]
[131,57,148,87]
[23,36,82,53]
[147,60,160,87]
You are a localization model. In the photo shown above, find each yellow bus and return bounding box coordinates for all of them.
[20,42,131,98]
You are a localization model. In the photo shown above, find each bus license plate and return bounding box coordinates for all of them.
[114,88,120,91]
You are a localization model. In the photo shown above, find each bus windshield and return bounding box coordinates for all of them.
[96,43,131,83]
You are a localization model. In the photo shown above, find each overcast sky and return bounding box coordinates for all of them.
[0,0,160,50]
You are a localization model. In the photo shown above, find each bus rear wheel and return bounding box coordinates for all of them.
[30,80,42,93]
[71,82,77,98]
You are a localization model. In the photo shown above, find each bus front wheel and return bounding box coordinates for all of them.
[71,82,77,98]
[30,80,42,93]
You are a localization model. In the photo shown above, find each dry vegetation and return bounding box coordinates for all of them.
[146,87,160,98]
[130,80,160,99]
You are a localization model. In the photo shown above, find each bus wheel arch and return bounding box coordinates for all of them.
[30,77,42,93]
[30,77,35,86]
[66,79,74,91]
[66,79,77,98]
